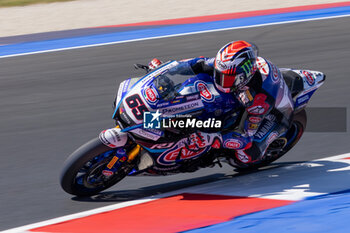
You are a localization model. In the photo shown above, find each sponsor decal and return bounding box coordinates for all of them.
[130,128,161,141]
[115,79,131,108]
[122,79,131,94]
[102,170,114,177]
[297,94,310,104]
[224,139,243,149]
[295,89,316,108]
[267,131,279,144]
[248,123,258,130]
[117,148,126,155]
[302,71,315,86]
[238,90,253,104]
[186,94,200,101]
[152,165,181,171]
[247,94,270,115]
[195,81,214,102]
[116,84,124,108]
[249,116,261,124]
[188,132,211,149]
[241,60,255,77]
[299,85,318,95]
[107,156,119,169]
[156,101,171,108]
[236,151,251,163]
[246,90,253,101]
[157,142,208,166]
[271,65,279,82]
[255,120,275,139]
[159,100,204,116]
[144,127,163,136]
[144,86,158,104]
[120,111,132,125]
[216,59,227,70]
[256,57,269,75]
[266,114,276,122]
[150,142,176,149]
[211,138,221,149]
[175,95,185,99]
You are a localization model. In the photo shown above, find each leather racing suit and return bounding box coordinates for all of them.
[179,57,294,167]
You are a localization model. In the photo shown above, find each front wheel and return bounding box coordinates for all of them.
[60,138,136,196]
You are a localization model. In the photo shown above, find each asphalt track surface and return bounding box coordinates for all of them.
[0,16,350,230]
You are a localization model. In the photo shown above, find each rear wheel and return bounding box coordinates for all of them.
[263,109,306,164]
[60,138,136,196]
[236,109,307,171]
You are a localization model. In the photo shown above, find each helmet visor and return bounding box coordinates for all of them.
[214,69,241,93]
[214,69,236,88]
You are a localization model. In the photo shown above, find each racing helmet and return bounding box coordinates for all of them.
[214,41,258,93]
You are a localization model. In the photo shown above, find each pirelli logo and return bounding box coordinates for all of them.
[107,156,119,169]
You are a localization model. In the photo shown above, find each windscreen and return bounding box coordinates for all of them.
[152,62,196,101]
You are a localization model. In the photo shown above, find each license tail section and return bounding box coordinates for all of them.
[291,69,326,110]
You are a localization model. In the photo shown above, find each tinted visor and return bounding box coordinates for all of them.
[214,69,236,88]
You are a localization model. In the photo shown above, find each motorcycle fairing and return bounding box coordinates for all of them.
[112,61,245,175]
[292,70,325,109]
[170,73,241,130]
[112,61,179,120]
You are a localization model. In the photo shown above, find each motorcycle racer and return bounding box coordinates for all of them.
[61,40,326,196]
[149,41,294,168]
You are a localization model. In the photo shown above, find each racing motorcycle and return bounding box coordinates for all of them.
[60,60,325,196]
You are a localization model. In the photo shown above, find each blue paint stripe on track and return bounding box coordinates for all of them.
[1,6,350,57]
[183,190,350,233]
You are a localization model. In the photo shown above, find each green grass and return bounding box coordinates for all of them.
[0,0,75,7]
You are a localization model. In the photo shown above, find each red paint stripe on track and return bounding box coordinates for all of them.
[94,2,350,28]
[30,193,294,233]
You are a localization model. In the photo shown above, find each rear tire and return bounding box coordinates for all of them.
[60,138,134,196]
[262,109,306,164]
[236,109,307,171]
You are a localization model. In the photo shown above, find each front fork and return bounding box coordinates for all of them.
[99,127,141,177]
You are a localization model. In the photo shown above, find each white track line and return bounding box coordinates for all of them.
[1,198,156,233]
[1,14,350,59]
[2,152,350,233]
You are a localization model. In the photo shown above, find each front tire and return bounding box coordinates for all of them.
[60,138,135,196]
